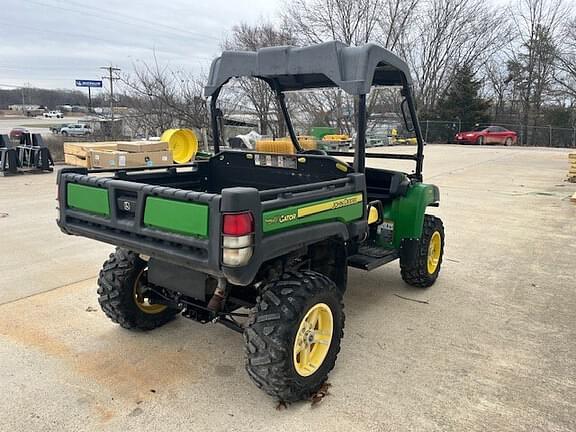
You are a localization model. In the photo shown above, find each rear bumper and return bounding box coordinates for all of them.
[58,169,224,278]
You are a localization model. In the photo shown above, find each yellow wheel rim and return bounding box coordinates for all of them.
[293,303,333,377]
[427,231,442,274]
[160,128,198,164]
[133,269,167,314]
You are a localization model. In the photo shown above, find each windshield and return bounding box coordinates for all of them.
[472,126,486,132]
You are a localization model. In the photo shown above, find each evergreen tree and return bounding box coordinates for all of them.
[435,65,490,128]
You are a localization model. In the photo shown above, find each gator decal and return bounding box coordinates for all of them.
[263,193,363,233]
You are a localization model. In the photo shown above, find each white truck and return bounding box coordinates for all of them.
[43,110,63,118]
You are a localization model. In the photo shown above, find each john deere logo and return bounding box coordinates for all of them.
[263,193,363,232]
[331,196,361,209]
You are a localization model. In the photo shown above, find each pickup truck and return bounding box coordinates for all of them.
[60,124,90,136]
[44,110,63,118]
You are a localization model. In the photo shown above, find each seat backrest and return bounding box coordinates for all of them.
[365,167,410,202]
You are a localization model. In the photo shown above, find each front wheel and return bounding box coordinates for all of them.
[97,248,179,330]
[504,137,512,146]
[476,136,484,145]
[400,215,445,288]
[244,270,345,402]
[61,131,68,136]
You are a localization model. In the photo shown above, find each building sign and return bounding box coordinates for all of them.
[75,80,103,88]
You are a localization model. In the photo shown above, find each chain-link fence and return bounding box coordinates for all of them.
[421,120,576,148]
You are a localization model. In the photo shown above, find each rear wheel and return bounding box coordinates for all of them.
[400,215,445,288]
[61,131,68,136]
[244,270,344,402]
[97,248,179,330]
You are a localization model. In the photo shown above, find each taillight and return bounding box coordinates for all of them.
[222,212,254,267]
[223,212,253,236]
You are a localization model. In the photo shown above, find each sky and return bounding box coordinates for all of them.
[0,0,282,91]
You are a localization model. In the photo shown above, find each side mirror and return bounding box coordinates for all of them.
[400,98,415,133]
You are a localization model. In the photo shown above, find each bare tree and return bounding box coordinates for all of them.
[223,23,297,136]
[507,0,568,143]
[379,0,420,51]
[484,59,514,119]
[402,0,510,115]
[283,0,384,45]
[121,56,208,137]
[554,16,576,100]
[282,0,421,133]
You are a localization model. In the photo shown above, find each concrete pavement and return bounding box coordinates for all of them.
[0,144,575,431]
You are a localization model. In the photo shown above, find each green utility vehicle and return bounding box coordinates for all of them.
[57,41,445,402]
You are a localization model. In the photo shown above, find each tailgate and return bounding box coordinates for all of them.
[57,171,221,274]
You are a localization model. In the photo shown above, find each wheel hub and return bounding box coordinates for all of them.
[133,269,167,314]
[427,231,442,274]
[293,303,334,377]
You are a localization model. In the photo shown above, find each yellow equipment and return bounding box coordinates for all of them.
[160,128,198,164]
[255,136,317,154]
[322,134,351,142]
[255,139,295,154]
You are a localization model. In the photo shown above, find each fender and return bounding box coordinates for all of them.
[381,183,440,248]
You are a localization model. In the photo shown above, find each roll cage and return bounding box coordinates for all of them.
[204,41,425,180]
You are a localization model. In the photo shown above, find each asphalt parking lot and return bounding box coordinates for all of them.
[0,144,575,432]
[0,116,69,137]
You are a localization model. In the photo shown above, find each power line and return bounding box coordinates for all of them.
[22,0,221,43]
[64,0,222,43]
[0,64,101,71]
[0,18,213,62]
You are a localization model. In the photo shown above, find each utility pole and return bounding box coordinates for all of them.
[100,66,121,138]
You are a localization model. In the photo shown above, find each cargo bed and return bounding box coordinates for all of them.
[57,151,367,285]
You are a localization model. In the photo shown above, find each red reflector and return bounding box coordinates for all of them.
[222,212,254,236]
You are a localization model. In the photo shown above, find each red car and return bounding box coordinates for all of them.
[455,126,517,146]
[9,127,29,140]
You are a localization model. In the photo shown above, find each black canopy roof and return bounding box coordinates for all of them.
[204,41,412,97]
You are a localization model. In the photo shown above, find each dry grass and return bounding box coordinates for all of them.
[43,135,64,162]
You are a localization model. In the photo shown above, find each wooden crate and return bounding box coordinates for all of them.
[64,153,89,167]
[63,142,119,158]
[116,141,168,153]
